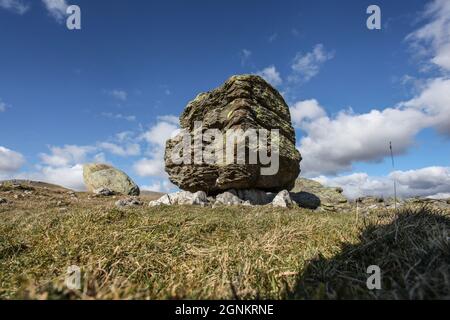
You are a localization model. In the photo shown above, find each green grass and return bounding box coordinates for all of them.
[0,189,449,299]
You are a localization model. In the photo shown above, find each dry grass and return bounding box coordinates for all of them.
[0,183,449,300]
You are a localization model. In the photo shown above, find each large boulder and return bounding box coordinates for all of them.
[83,164,140,196]
[165,75,301,194]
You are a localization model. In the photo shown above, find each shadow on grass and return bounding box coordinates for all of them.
[285,207,450,299]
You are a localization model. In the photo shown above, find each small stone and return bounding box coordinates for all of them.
[215,190,243,206]
[272,190,294,208]
[149,194,173,207]
[116,197,143,207]
[149,191,209,207]
[93,188,115,196]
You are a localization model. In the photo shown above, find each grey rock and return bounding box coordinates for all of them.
[149,194,173,207]
[272,190,294,208]
[291,192,321,209]
[165,75,301,194]
[93,187,115,196]
[149,191,208,207]
[235,189,274,205]
[215,190,244,206]
[291,178,349,211]
[83,163,140,196]
[115,197,143,207]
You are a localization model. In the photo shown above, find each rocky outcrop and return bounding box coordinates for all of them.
[291,178,350,212]
[83,164,140,196]
[165,75,301,194]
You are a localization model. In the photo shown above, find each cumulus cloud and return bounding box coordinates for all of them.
[295,76,450,176]
[141,179,176,193]
[406,0,450,71]
[316,166,450,200]
[256,65,282,86]
[0,146,25,174]
[290,99,326,127]
[41,0,68,22]
[39,145,96,167]
[18,164,85,190]
[98,142,140,157]
[134,115,180,178]
[289,44,334,83]
[399,77,450,135]
[0,0,30,15]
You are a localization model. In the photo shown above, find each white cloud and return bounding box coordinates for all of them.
[316,166,450,200]
[399,77,450,135]
[296,76,450,176]
[141,117,179,147]
[134,115,180,178]
[41,0,68,22]
[256,65,282,86]
[134,156,166,178]
[0,146,25,174]
[0,99,7,112]
[98,142,140,157]
[239,49,252,66]
[290,99,326,127]
[289,44,334,83]
[0,0,30,15]
[39,145,96,167]
[268,33,278,43]
[18,164,85,190]
[406,0,450,71]
[101,112,136,122]
[108,89,128,101]
[141,179,175,193]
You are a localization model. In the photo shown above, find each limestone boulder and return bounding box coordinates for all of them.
[83,164,140,196]
[165,75,301,194]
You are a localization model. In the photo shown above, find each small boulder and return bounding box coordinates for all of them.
[272,190,294,208]
[83,163,140,196]
[149,191,208,207]
[215,190,244,206]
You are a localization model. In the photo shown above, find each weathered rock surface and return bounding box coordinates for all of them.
[291,178,349,211]
[94,187,115,196]
[165,75,301,194]
[214,190,245,206]
[83,164,140,196]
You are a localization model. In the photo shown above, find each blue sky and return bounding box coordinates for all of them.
[1,0,449,198]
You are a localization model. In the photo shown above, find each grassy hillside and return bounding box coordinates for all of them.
[0,182,449,299]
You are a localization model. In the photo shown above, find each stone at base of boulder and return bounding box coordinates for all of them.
[149,191,208,207]
[272,190,294,208]
[94,188,115,196]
